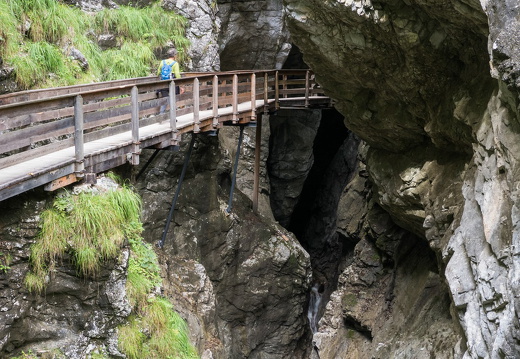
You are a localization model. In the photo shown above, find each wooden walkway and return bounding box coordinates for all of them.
[0,70,330,202]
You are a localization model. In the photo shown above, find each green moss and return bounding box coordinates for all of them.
[1,0,190,89]
[286,253,299,269]
[342,293,358,308]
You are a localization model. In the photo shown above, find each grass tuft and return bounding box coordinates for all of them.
[100,42,155,80]
[25,173,142,288]
[0,1,21,58]
[126,258,155,309]
[118,294,199,359]
[118,316,148,359]
[74,244,99,277]
[2,0,190,89]
[24,271,46,294]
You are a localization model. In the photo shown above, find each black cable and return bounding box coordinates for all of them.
[158,133,196,248]
[136,148,160,181]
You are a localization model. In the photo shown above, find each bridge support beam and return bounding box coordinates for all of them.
[252,115,263,214]
[226,125,245,214]
[130,86,141,165]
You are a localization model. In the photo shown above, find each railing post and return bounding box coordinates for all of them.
[169,80,178,145]
[263,72,269,114]
[193,77,200,133]
[232,74,238,123]
[275,71,280,110]
[130,86,140,165]
[250,73,256,121]
[74,95,84,177]
[212,75,219,128]
[305,70,310,108]
[283,73,288,98]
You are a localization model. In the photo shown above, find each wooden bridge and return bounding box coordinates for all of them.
[0,70,330,206]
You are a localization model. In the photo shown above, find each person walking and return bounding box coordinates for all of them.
[158,48,182,113]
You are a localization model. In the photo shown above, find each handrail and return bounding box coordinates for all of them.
[0,69,321,105]
[0,70,324,166]
[0,69,329,201]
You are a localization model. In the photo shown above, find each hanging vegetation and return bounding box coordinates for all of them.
[0,0,190,89]
[24,173,198,358]
[24,176,142,292]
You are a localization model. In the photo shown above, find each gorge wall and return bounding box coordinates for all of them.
[2,0,520,358]
[284,0,520,357]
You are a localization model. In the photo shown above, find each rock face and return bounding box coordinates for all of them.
[217,0,291,70]
[284,0,520,357]
[0,191,130,358]
[137,134,312,358]
[0,64,19,95]
[162,0,221,71]
[312,157,460,359]
[267,109,322,227]
[265,108,460,357]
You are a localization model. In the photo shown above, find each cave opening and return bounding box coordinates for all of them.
[286,108,349,242]
[267,106,361,342]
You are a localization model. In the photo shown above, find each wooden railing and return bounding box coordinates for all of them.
[0,70,329,201]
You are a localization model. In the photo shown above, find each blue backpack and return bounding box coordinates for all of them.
[160,60,177,80]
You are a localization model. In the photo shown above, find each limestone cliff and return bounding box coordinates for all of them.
[163,0,221,71]
[217,0,291,70]
[284,0,520,357]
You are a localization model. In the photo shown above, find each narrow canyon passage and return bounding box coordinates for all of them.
[267,108,357,330]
